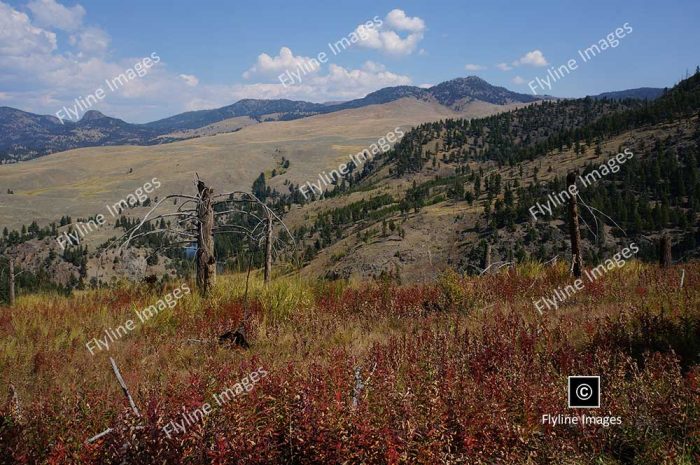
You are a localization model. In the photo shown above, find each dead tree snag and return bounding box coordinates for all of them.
[567,172,583,278]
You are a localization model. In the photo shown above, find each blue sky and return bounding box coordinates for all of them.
[1,0,698,122]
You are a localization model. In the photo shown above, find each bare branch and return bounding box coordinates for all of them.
[577,194,626,237]
[126,229,196,243]
[115,196,190,249]
[214,208,262,218]
[213,225,259,236]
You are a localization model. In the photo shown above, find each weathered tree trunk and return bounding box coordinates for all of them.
[264,213,273,284]
[659,234,672,268]
[482,243,491,274]
[109,357,140,417]
[567,173,583,278]
[8,258,15,307]
[196,181,216,295]
[7,384,23,423]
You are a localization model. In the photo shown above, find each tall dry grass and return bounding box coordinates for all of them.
[0,261,698,464]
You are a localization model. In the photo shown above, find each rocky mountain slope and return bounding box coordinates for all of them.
[0,72,685,286]
[1,76,665,163]
[0,76,549,163]
[0,108,163,163]
[590,87,665,100]
[143,77,543,132]
[275,73,698,282]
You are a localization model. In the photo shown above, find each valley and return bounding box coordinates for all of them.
[2,73,698,288]
[0,91,528,231]
[1,2,699,463]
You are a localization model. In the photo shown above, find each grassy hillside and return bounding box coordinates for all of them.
[0,261,697,463]
[281,73,700,281]
[0,98,522,233]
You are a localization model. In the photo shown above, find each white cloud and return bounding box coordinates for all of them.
[286,62,408,100]
[243,46,321,79]
[0,1,180,121]
[513,49,548,67]
[0,2,56,56]
[512,75,525,85]
[385,9,426,33]
[361,60,386,73]
[229,61,411,103]
[497,50,548,73]
[27,0,85,32]
[73,27,110,56]
[0,1,416,122]
[320,61,411,96]
[465,64,486,71]
[355,9,426,56]
[357,27,423,56]
[237,41,412,102]
[179,74,199,87]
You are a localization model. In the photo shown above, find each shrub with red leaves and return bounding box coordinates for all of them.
[1,264,699,464]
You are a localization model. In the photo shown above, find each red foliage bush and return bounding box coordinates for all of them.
[1,265,699,464]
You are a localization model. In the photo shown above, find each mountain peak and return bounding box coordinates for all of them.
[428,76,539,106]
[0,75,543,161]
[81,110,107,121]
[460,75,488,82]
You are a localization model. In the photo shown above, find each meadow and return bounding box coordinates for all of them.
[0,96,493,232]
[0,261,698,464]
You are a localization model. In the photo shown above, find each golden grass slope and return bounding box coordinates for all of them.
[160,115,259,139]
[292,117,698,283]
[0,97,524,232]
[0,261,697,462]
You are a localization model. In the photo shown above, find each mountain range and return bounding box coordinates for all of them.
[0,69,695,286]
[0,76,662,163]
[589,87,665,100]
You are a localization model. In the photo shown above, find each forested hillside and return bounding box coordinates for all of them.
[275,71,700,279]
